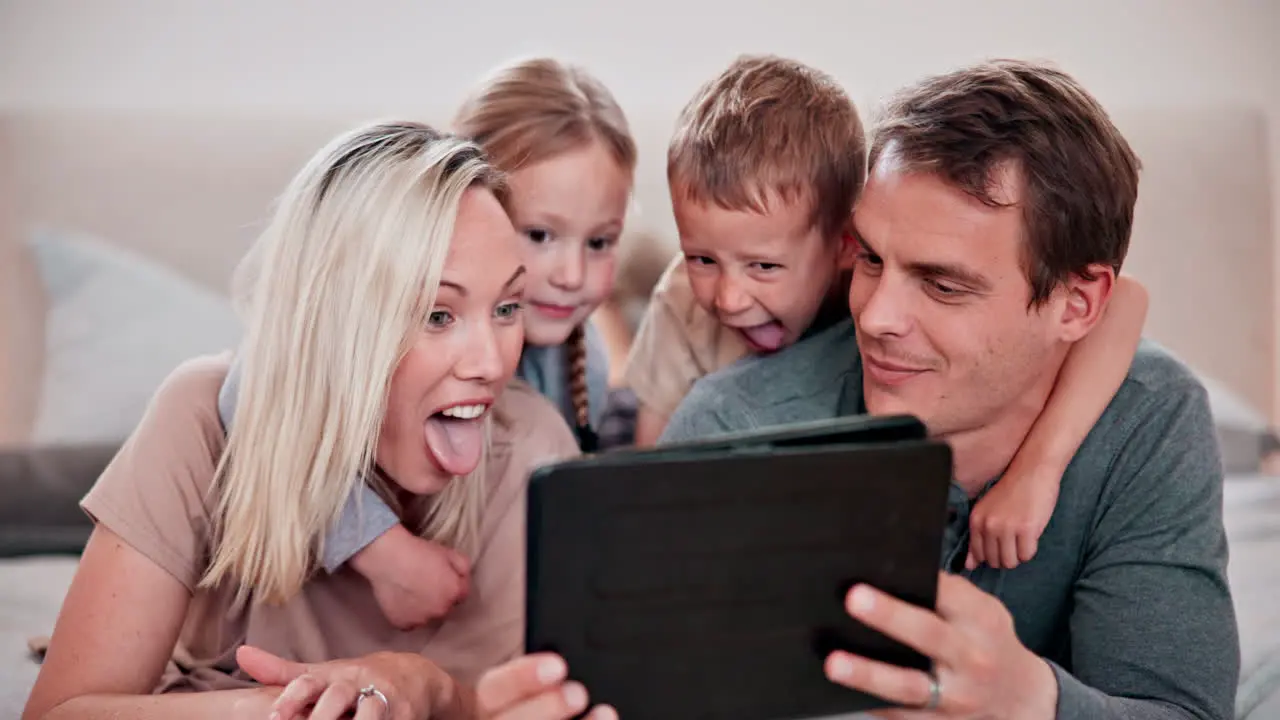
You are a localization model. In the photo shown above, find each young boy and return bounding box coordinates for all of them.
[624,54,1149,569]
[626,54,864,446]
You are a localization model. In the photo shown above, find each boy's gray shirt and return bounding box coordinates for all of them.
[662,320,1240,720]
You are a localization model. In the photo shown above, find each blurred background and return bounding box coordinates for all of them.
[0,0,1277,716]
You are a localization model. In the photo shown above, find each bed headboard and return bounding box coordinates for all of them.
[0,111,375,442]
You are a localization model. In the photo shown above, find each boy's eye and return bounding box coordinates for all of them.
[525,228,552,244]
[495,301,523,319]
[427,310,454,328]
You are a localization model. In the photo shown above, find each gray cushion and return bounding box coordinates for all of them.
[0,443,117,557]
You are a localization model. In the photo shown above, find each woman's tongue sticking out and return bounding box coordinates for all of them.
[424,413,485,476]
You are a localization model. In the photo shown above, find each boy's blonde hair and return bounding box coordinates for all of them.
[453,57,637,436]
[204,120,507,605]
[668,54,866,239]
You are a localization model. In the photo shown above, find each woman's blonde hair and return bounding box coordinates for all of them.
[203,120,507,605]
[454,58,636,439]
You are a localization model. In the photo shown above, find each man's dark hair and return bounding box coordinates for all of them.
[869,59,1141,305]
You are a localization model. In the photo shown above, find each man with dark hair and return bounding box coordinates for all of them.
[662,59,1239,719]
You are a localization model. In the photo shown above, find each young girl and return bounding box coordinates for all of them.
[214,57,637,631]
[454,56,636,452]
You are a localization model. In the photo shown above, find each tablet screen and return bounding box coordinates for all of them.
[526,429,951,720]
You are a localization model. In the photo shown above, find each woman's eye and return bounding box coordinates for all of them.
[525,228,551,244]
[856,250,883,267]
[427,310,454,328]
[495,301,523,320]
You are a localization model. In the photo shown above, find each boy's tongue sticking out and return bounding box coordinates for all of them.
[738,321,788,353]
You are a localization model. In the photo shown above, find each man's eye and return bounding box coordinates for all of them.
[928,280,963,296]
[525,228,551,244]
[427,310,454,327]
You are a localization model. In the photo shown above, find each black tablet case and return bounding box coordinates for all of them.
[525,415,952,719]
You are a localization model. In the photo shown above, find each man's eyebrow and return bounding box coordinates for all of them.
[908,261,993,291]
[853,224,992,291]
[851,225,876,254]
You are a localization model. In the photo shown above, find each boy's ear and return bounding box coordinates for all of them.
[837,221,858,270]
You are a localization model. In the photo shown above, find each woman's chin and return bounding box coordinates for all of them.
[394,466,454,496]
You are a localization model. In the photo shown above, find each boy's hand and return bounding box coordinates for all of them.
[349,524,471,630]
[966,470,1059,570]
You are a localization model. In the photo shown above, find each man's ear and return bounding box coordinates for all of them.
[1057,263,1115,342]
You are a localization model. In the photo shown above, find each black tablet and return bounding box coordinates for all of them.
[525,414,952,719]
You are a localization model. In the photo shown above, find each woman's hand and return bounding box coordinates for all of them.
[477,654,617,720]
[236,645,440,720]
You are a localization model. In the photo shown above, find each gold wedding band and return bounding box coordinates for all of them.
[358,685,390,714]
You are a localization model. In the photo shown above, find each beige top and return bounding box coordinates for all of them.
[623,256,751,418]
[80,353,580,693]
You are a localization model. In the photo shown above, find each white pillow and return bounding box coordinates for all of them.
[27,229,241,445]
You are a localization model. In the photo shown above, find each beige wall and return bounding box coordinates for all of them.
[1,0,1277,416]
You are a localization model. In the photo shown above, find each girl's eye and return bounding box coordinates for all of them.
[587,236,615,252]
[427,310,454,328]
[495,301,523,320]
[526,228,551,244]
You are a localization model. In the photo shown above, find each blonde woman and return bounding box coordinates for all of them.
[220,57,641,635]
[22,121,610,720]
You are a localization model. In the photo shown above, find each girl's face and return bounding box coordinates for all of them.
[377,187,527,495]
[505,139,632,346]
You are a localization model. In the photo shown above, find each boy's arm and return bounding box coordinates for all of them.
[634,404,669,447]
[623,272,707,447]
[969,275,1149,569]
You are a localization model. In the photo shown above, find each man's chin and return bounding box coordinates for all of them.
[863,388,921,421]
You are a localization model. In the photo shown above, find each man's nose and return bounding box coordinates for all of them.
[856,274,912,338]
[549,244,585,291]
[714,274,753,316]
